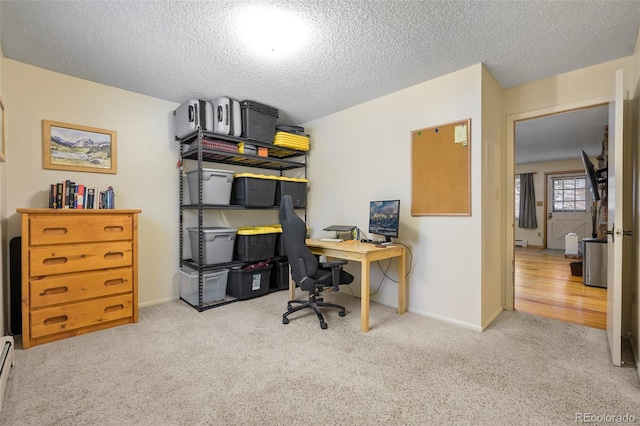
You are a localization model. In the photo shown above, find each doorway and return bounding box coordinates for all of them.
[512,103,609,328]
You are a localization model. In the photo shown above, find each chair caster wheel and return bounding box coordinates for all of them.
[283,318,289,325]
[339,311,346,317]
[320,322,328,329]
[287,303,292,310]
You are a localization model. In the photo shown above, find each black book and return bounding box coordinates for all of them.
[57,182,64,209]
[49,184,55,208]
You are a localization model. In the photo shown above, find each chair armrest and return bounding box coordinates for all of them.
[321,260,347,291]
[320,259,347,268]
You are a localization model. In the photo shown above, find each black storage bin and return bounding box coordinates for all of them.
[275,178,307,208]
[275,232,286,257]
[227,264,272,300]
[231,174,277,206]
[570,261,583,277]
[240,100,279,143]
[234,229,277,262]
[270,260,290,291]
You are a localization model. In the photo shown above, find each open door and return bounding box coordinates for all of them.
[606,69,626,366]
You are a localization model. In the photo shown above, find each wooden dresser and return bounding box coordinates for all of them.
[17,209,141,349]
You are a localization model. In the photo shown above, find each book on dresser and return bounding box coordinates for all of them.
[48,182,114,209]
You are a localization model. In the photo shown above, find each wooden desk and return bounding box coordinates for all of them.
[290,239,407,332]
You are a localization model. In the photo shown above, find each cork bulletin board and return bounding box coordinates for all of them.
[411,119,471,216]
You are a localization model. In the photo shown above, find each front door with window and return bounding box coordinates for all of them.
[546,173,592,250]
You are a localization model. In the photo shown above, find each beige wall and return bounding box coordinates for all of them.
[303,64,486,329]
[3,59,181,317]
[480,65,504,328]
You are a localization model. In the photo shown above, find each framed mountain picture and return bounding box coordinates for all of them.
[43,120,117,174]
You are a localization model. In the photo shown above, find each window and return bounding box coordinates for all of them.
[514,175,521,219]
[552,177,587,212]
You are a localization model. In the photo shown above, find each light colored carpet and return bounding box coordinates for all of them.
[1,290,639,425]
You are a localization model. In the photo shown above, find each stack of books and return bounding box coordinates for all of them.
[49,180,115,209]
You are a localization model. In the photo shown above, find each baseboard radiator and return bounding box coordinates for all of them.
[515,239,528,247]
[0,336,14,413]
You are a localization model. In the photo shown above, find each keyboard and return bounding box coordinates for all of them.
[319,238,344,242]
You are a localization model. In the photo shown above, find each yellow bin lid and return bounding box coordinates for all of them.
[236,225,280,235]
[276,176,308,182]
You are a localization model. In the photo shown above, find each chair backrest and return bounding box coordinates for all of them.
[280,195,318,289]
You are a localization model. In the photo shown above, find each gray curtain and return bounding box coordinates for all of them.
[518,173,537,228]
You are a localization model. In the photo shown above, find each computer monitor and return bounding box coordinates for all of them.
[368,200,400,243]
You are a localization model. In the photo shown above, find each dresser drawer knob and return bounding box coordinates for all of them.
[104,226,124,233]
[42,227,68,235]
[104,252,124,260]
[104,304,125,313]
[43,257,67,265]
[104,278,125,286]
[44,315,68,325]
[42,286,68,296]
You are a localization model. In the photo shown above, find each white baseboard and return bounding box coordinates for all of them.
[138,296,179,309]
[409,308,482,332]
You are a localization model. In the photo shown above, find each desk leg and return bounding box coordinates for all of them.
[288,265,295,300]
[361,259,371,332]
[398,248,406,314]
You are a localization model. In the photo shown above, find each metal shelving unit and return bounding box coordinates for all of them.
[178,128,307,311]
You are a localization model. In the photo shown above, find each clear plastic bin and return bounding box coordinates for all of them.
[179,267,229,305]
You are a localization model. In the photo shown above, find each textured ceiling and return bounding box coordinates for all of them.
[0,0,638,160]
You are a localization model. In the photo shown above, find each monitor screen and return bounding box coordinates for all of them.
[368,200,400,242]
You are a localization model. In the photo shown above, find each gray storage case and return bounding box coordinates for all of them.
[213,96,242,137]
[174,99,214,139]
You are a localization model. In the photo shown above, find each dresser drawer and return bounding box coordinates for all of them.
[29,241,133,276]
[29,214,133,245]
[30,267,133,308]
[30,294,133,339]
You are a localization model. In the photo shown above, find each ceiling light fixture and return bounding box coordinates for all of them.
[237,7,307,57]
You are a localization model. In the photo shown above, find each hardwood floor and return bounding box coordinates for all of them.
[514,246,607,329]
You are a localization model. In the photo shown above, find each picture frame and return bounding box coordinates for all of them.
[43,120,117,174]
[0,96,6,162]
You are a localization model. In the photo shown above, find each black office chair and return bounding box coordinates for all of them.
[279,195,354,329]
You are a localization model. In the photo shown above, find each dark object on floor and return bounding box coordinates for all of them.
[570,261,583,277]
